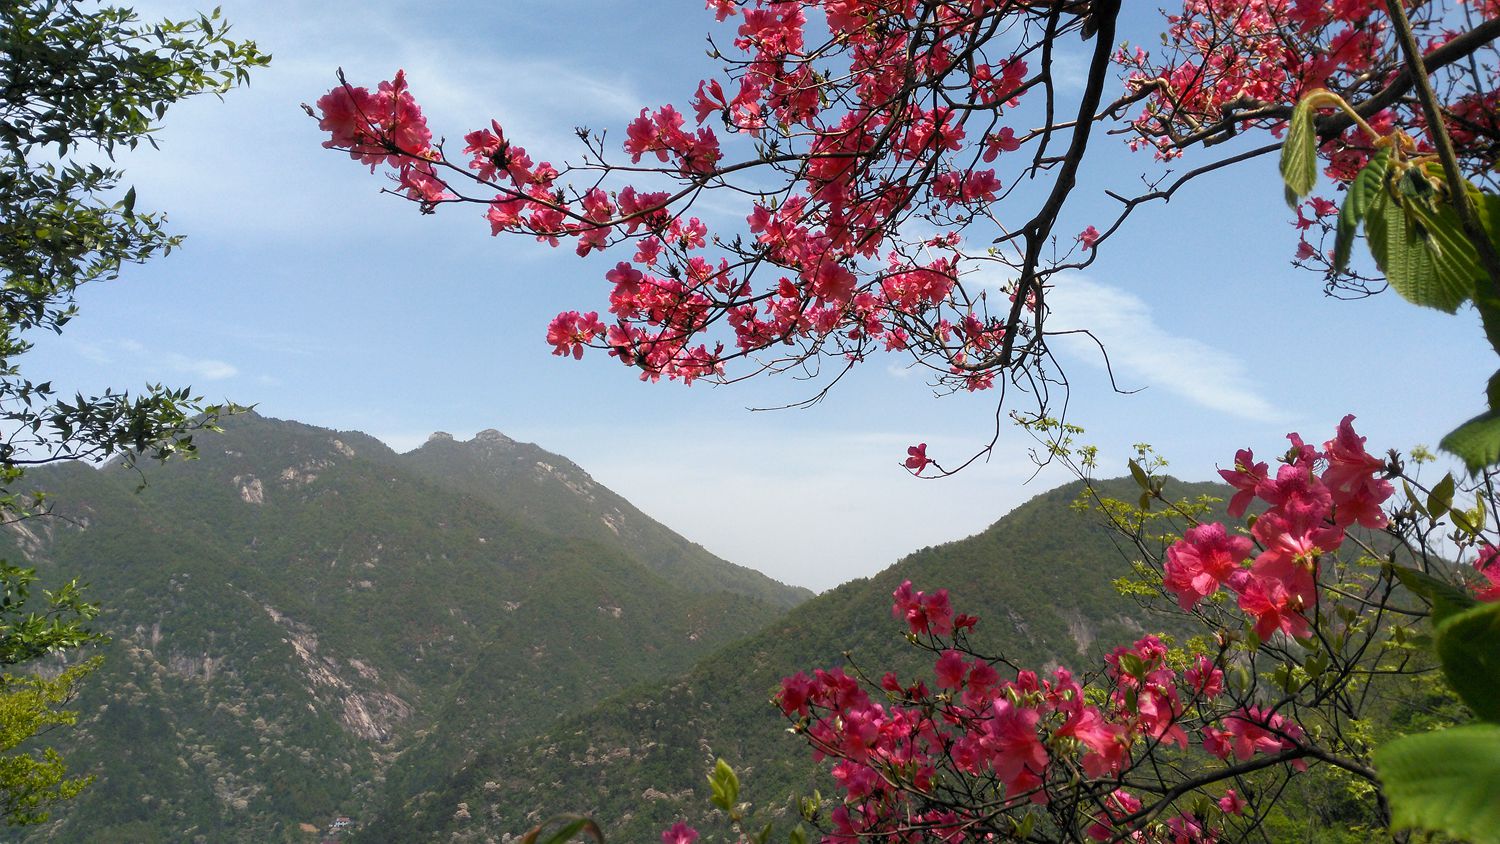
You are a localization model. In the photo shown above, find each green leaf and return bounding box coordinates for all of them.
[1116,651,1147,680]
[1366,187,1462,313]
[1403,191,1485,312]
[1334,150,1389,273]
[1427,473,1455,518]
[1127,458,1150,491]
[1434,600,1500,721]
[789,825,808,844]
[1485,368,1500,410]
[1376,724,1500,844]
[1280,96,1319,205]
[1389,564,1477,626]
[708,757,740,812]
[1403,479,1430,517]
[1453,508,1482,536]
[1440,408,1500,472]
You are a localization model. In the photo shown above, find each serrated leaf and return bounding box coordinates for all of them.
[1434,600,1500,721]
[1366,188,1460,312]
[1427,473,1455,517]
[1404,193,1484,312]
[1376,724,1500,844]
[1280,96,1319,205]
[1440,408,1500,472]
[1334,151,1389,272]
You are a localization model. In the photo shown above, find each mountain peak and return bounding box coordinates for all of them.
[473,428,511,445]
[426,431,455,444]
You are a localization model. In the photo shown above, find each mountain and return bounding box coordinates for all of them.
[358,477,1233,842]
[2,413,807,843]
[401,428,808,608]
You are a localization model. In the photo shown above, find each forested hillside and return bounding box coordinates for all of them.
[362,477,1231,842]
[2,413,804,842]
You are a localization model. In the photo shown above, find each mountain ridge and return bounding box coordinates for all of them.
[4,412,806,843]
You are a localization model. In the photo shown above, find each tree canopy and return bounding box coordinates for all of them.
[0,0,266,824]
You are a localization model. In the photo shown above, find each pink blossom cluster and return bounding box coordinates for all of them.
[1120,1,1499,271]
[315,71,450,203]
[756,417,1431,842]
[774,599,1257,842]
[1475,544,1500,600]
[1165,415,1392,640]
[316,2,1500,392]
[315,1,1050,389]
[1118,1,1498,161]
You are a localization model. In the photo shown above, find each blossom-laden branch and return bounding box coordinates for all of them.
[313,2,1500,455]
[731,417,1494,843]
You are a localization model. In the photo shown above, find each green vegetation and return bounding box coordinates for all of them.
[0,413,801,841]
[0,0,267,826]
[358,477,1231,842]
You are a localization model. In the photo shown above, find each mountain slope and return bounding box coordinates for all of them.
[399,429,809,608]
[1,413,801,843]
[362,477,1230,842]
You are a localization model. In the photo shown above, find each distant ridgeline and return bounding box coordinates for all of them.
[11,413,1346,844]
[1,413,806,843]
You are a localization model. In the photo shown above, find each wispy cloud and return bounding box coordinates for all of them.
[1045,275,1286,423]
[118,0,648,244]
[62,338,241,383]
[166,354,239,381]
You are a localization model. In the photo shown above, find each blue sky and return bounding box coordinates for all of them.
[27,0,1491,591]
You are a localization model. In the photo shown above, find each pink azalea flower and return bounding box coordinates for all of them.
[934,650,967,689]
[1475,544,1500,602]
[904,443,931,474]
[1217,448,1268,518]
[1163,523,1254,609]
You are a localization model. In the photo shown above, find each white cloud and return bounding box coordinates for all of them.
[1045,275,1286,423]
[165,354,239,381]
[61,338,241,382]
[112,0,649,244]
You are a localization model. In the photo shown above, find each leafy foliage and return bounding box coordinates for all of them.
[0,0,266,826]
[0,0,266,475]
[0,661,98,826]
[1375,725,1500,844]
